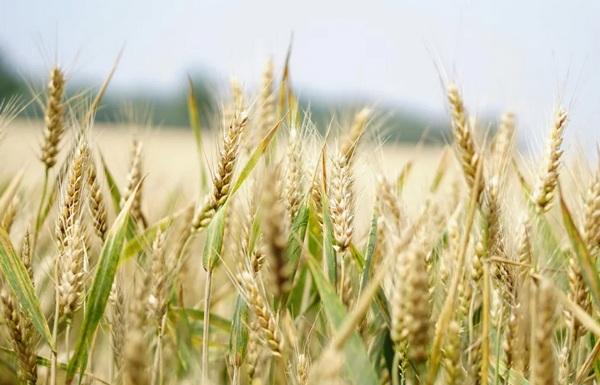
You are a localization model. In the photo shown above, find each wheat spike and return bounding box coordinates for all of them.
[330,151,354,255]
[224,77,246,132]
[1,288,38,385]
[122,139,146,227]
[192,110,248,230]
[257,59,275,140]
[262,169,291,301]
[530,281,557,385]
[377,176,403,231]
[492,112,516,172]
[390,246,409,351]
[533,108,568,213]
[238,271,284,356]
[87,159,108,240]
[40,67,66,170]
[246,319,262,381]
[285,125,304,221]
[147,230,169,332]
[403,238,432,366]
[341,107,371,165]
[447,84,481,192]
[0,196,19,233]
[123,329,150,385]
[109,276,126,376]
[56,219,86,319]
[583,159,600,259]
[56,142,88,251]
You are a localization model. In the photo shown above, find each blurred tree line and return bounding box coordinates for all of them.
[0,50,445,143]
[0,52,23,97]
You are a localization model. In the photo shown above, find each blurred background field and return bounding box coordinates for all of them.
[1,0,600,152]
[1,118,447,227]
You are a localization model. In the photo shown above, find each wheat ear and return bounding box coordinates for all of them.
[0,234,37,384]
[341,107,372,165]
[55,142,88,252]
[262,168,291,302]
[122,139,146,227]
[583,158,600,259]
[56,219,86,320]
[192,110,248,230]
[40,67,66,170]
[447,84,481,192]
[257,59,275,141]
[285,125,304,220]
[330,150,354,256]
[238,271,284,356]
[533,108,567,213]
[87,158,108,241]
[530,280,557,385]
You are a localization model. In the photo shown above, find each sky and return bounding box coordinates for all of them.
[1,0,599,151]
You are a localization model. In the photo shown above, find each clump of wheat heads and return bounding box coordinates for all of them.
[1,56,600,385]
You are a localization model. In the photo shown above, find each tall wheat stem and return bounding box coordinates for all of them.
[50,282,60,385]
[480,263,491,385]
[65,322,71,361]
[32,169,49,252]
[232,367,241,385]
[151,315,167,385]
[202,268,214,384]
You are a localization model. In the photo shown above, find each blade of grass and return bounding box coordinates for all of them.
[187,76,207,192]
[202,204,227,271]
[82,48,123,126]
[99,151,122,212]
[429,146,451,193]
[169,307,232,333]
[0,229,53,348]
[321,190,337,286]
[0,169,24,216]
[559,186,600,306]
[228,296,249,371]
[306,255,378,385]
[121,208,185,260]
[66,186,138,383]
[286,202,309,268]
[230,116,284,195]
[359,212,379,297]
[426,160,483,385]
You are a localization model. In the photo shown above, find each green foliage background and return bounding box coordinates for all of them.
[0,50,445,143]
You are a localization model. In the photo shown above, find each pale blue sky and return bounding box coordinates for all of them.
[1,0,599,148]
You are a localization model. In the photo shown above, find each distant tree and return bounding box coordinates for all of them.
[0,50,22,99]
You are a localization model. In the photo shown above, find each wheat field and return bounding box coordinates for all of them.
[0,60,599,385]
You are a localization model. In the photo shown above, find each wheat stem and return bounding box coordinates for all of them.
[201,269,213,384]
